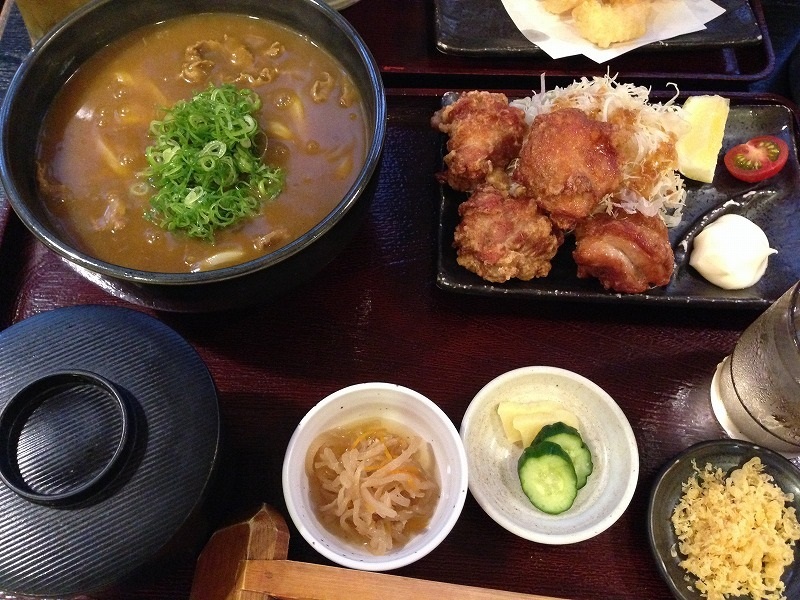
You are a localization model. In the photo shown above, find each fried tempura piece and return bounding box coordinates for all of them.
[431,91,527,192]
[542,0,582,14]
[454,185,563,283]
[572,209,673,293]
[572,0,651,49]
[513,108,621,230]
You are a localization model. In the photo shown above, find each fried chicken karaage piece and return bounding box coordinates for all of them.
[453,185,563,283]
[431,91,527,192]
[513,108,622,231]
[572,209,673,293]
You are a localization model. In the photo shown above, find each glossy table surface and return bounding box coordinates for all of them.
[0,1,797,599]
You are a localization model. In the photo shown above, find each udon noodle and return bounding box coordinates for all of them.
[307,419,440,555]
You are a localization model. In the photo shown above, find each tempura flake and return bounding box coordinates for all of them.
[671,457,800,600]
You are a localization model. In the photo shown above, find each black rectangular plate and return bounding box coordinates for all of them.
[434,0,762,57]
[436,101,800,308]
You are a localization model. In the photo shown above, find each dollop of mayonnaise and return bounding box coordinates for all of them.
[689,214,777,290]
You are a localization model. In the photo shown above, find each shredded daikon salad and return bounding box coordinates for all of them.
[510,74,690,227]
[671,457,800,600]
[307,420,439,555]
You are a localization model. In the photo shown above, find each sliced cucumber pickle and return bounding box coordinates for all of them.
[531,422,594,489]
[517,440,578,514]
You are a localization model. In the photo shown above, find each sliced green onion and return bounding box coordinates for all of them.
[142,83,284,241]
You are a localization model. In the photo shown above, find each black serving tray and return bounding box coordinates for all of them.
[434,0,763,57]
[437,95,800,308]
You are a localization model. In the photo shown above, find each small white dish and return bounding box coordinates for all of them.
[283,382,468,571]
[460,366,639,544]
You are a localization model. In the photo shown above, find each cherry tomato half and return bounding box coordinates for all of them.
[723,135,789,183]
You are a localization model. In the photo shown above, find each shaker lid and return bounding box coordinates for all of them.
[0,305,220,597]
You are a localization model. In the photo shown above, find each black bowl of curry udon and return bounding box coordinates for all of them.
[0,0,385,312]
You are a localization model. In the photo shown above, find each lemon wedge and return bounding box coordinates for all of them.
[676,95,730,183]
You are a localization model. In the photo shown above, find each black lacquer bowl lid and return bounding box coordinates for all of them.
[0,305,220,597]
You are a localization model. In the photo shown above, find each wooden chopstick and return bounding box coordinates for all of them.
[239,559,570,600]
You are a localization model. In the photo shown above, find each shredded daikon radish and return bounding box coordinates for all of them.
[510,74,690,227]
[671,457,800,600]
[308,422,439,555]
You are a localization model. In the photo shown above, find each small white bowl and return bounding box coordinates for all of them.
[282,382,468,571]
[460,366,639,544]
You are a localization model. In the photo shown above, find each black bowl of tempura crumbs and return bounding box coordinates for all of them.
[648,440,800,600]
[0,0,385,312]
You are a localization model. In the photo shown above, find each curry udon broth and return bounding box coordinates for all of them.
[36,13,367,273]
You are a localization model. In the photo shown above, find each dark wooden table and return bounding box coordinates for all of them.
[0,1,796,599]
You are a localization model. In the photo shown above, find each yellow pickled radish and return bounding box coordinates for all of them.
[676,95,730,183]
[513,410,581,447]
[497,400,580,446]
